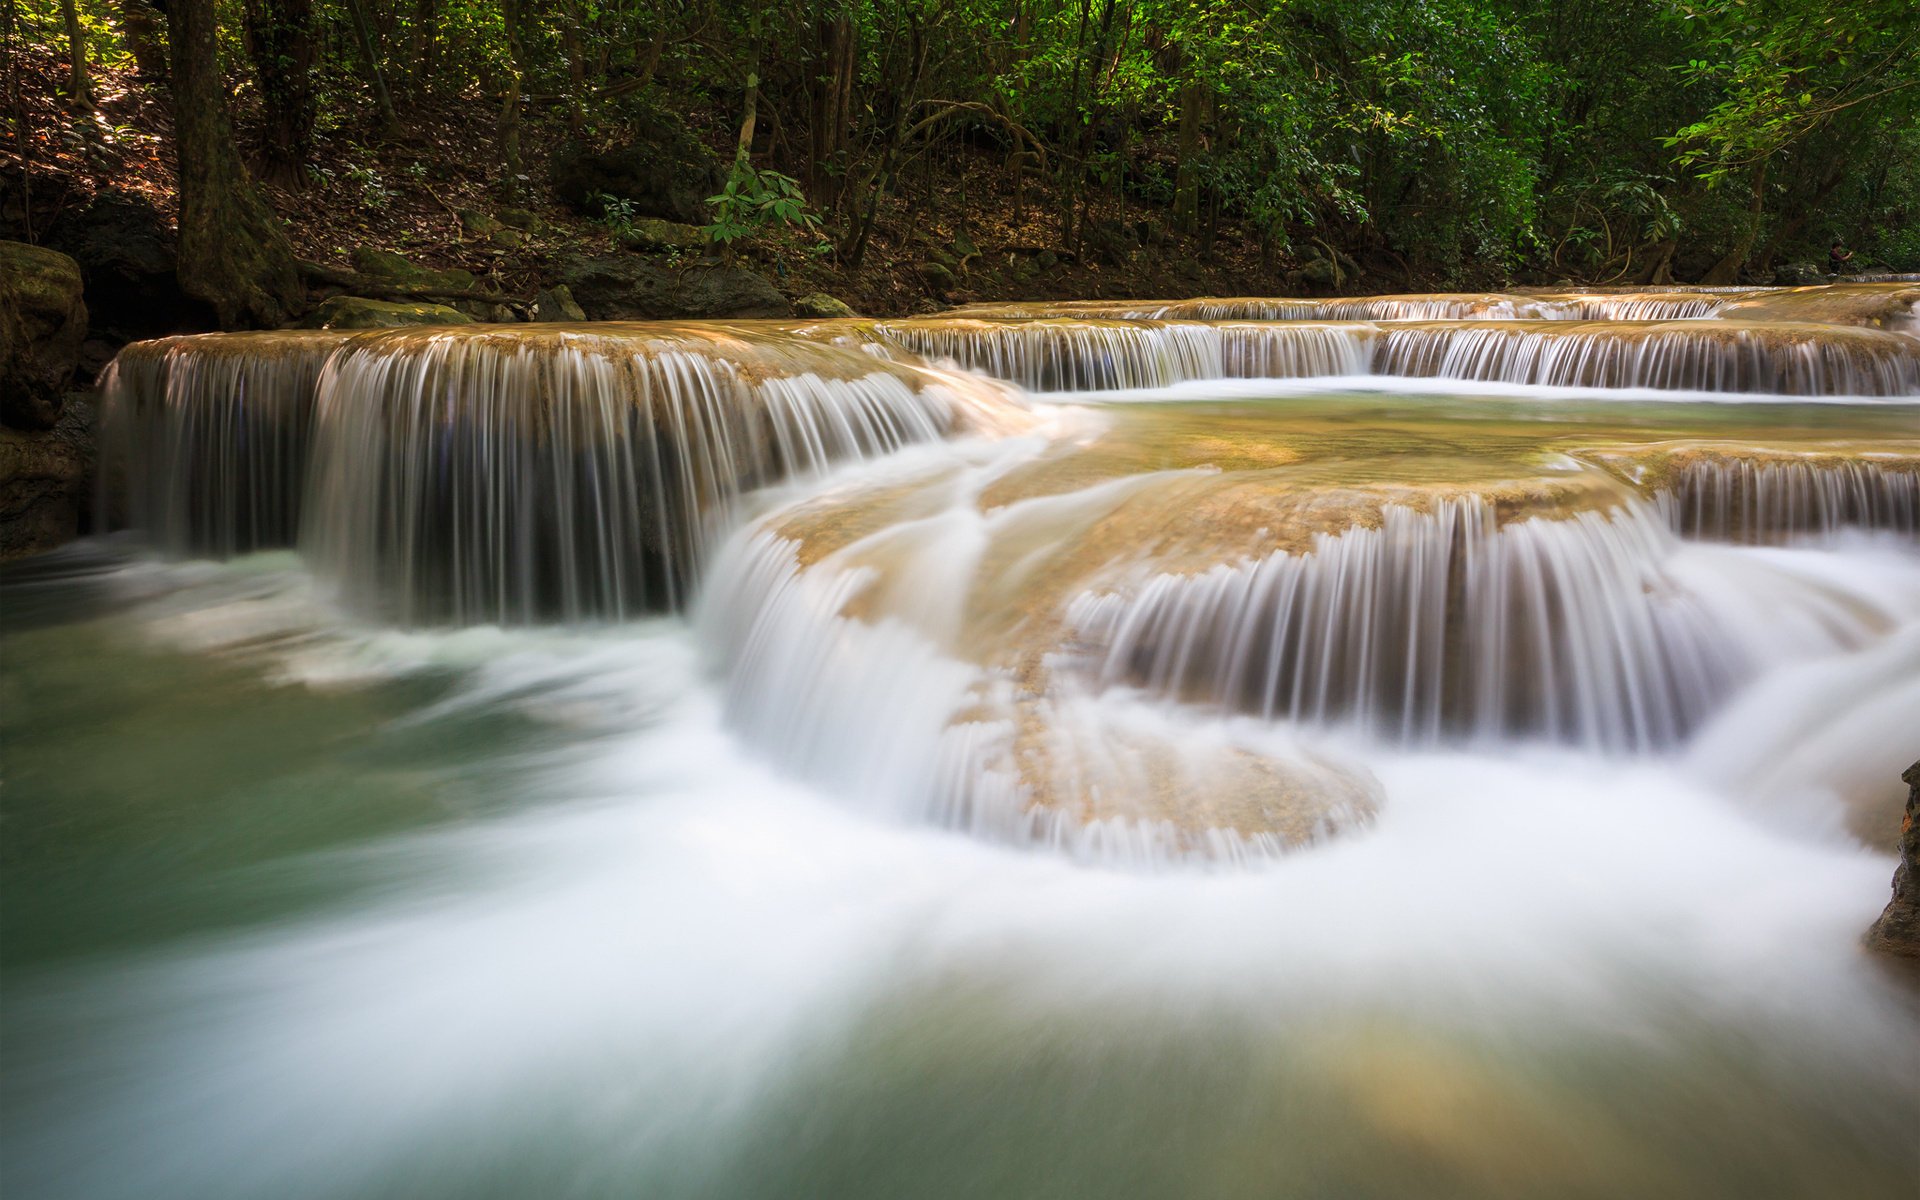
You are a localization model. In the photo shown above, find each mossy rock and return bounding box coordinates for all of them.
[0,241,88,431]
[457,209,503,236]
[616,218,707,252]
[494,207,545,232]
[349,247,477,292]
[793,292,858,319]
[299,297,474,330]
[532,285,588,322]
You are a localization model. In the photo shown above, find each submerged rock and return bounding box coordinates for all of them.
[299,297,474,330]
[1866,763,1920,957]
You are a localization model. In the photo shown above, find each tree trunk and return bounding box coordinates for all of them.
[499,0,530,198]
[1173,74,1206,234]
[343,0,399,133]
[168,0,303,326]
[62,0,93,109]
[412,0,437,93]
[244,0,318,189]
[808,7,855,210]
[117,0,169,82]
[1701,161,1767,284]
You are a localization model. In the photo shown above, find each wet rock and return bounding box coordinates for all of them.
[615,218,707,253]
[299,297,474,329]
[349,248,477,292]
[533,286,588,322]
[1866,762,1920,957]
[1773,261,1825,286]
[1,242,88,430]
[551,122,726,227]
[0,398,93,561]
[793,292,858,319]
[558,256,789,320]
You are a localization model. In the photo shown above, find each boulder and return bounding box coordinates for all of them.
[532,285,587,322]
[793,292,858,319]
[1773,261,1825,287]
[494,207,545,232]
[349,247,477,292]
[457,208,503,236]
[558,256,789,320]
[0,398,93,560]
[298,297,474,330]
[917,261,957,298]
[1,242,88,430]
[551,121,726,227]
[1866,762,1920,957]
[38,191,197,341]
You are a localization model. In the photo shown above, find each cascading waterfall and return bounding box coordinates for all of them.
[89,282,1920,855]
[1370,321,1920,395]
[100,323,1027,624]
[1073,497,1907,752]
[299,326,1023,623]
[1634,452,1920,543]
[857,317,1920,395]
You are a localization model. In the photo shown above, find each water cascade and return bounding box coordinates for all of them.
[101,324,1028,622]
[1583,445,1920,543]
[856,316,1920,395]
[11,282,1920,1200]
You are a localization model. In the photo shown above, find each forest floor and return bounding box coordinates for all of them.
[5,47,1420,323]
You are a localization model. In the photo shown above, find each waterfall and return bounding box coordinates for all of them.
[99,331,355,555]
[1075,498,1908,752]
[855,318,1920,395]
[100,324,1029,624]
[1633,452,1920,543]
[1369,321,1920,395]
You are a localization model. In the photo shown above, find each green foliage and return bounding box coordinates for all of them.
[37,0,1920,285]
[702,161,823,248]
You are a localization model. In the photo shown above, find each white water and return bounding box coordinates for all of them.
[17,291,1920,1197]
[5,543,1919,1199]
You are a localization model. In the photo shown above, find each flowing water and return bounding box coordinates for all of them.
[5,284,1920,1198]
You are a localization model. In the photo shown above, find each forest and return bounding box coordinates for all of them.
[6,0,1919,332]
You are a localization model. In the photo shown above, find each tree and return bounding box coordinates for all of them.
[168,0,304,326]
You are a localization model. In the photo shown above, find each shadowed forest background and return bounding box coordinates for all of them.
[3,0,1918,340]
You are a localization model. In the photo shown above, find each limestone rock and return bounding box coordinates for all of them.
[1773,261,1825,286]
[532,286,588,322]
[1866,762,1920,957]
[299,297,474,330]
[349,247,477,292]
[551,122,726,227]
[1,242,88,430]
[793,292,858,319]
[559,256,789,320]
[0,398,93,560]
